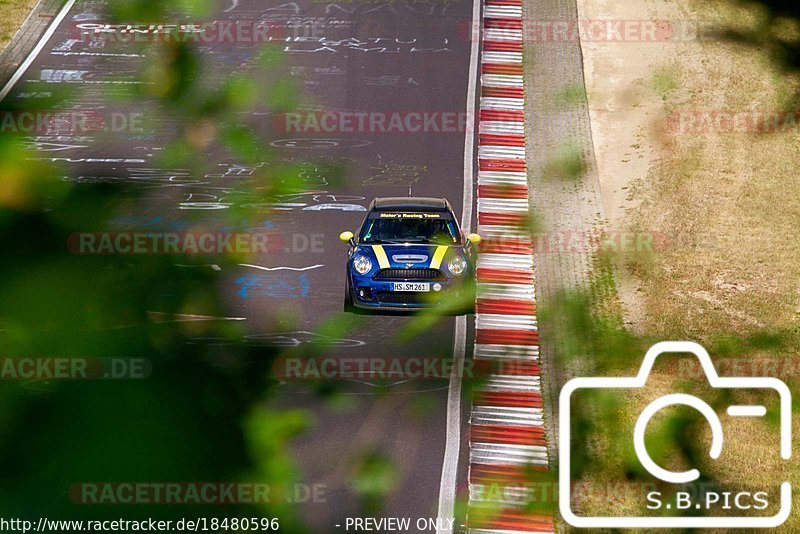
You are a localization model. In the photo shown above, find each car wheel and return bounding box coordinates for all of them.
[344,276,356,313]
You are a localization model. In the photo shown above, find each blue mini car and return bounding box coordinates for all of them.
[340,197,481,312]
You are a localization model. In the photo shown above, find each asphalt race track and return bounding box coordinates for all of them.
[1,0,477,531]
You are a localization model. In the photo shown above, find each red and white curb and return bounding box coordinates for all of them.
[467,0,554,531]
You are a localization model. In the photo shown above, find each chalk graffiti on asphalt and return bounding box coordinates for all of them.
[239,264,324,272]
[189,330,366,348]
[280,36,452,54]
[109,215,275,233]
[363,76,421,87]
[362,163,427,187]
[315,0,456,16]
[271,138,371,149]
[28,153,365,211]
[235,273,311,299]
[247,330,366,348]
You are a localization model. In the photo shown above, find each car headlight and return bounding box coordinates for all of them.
[353,255,372,275]
[448,256,467,276]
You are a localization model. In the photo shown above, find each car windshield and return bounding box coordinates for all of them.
[359,215,460,245]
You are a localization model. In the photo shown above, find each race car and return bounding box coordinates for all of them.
[339,197,481,312]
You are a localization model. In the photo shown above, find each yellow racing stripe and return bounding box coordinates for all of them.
[372,245,390,269]
[430,245,449,270]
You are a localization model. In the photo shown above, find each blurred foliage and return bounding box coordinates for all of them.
[718,0,800,107]
[0,0,317,528]
[349,451,398,514]
[549,231,798,523]
[543,140,587,182]
[554,83,588,110]
[0,0,477,528]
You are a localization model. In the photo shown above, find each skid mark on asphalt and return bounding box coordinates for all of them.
[189,330,366,348]
[147,312,246,322]
[175,264,223,271]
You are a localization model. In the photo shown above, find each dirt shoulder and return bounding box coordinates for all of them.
[576,0,800,528]
[0,0,41,54]
[579,0,800,342]
[577,0,691,329]
[0,0,63,88]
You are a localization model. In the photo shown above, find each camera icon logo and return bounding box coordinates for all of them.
[559,341,792,529]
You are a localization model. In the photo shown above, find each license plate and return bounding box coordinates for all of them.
[391,282,430,292]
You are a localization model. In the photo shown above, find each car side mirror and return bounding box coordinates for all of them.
[339,231,355,246]
[466,233,482,245]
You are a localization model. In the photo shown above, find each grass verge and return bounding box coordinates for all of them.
[0,0,40,55]
[566,0,800,528]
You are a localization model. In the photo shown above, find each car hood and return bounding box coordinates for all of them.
[356,243,465,269]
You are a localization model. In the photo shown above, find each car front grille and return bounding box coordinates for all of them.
[374,268,446,281]
[376,292,429,305]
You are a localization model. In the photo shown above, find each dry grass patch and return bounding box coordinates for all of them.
[626,0,800,344]
[621,0,800,526]
[0,0,40,55]
[569,0,800,529]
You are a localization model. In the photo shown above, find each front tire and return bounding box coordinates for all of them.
[344,276,356,313]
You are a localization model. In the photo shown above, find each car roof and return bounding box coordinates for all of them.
[370,197,452,212]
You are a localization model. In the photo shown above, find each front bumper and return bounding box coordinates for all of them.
[348,272,471,311]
